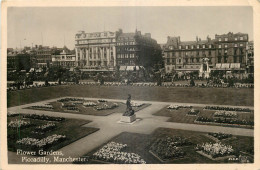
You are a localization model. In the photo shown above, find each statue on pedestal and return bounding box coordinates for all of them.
[122,94,135,116]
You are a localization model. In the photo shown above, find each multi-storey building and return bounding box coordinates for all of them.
[163,32,249,74]
[52,49,76,68]
[116,29,161,68]
[214,32,248,68]
[163,36,216,73]
[75,31,117,69]
[7,52,31,71]
[246,41,254,73]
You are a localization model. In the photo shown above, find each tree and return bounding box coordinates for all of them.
[190,79,195,87]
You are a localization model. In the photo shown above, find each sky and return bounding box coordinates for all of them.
[7,6,253,49]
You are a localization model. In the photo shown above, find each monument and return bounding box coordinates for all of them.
[120,94,136,123]
[199,58,211,78]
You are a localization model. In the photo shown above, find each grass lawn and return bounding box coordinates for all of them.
[153,106,254,129]
[26,100,150,116]
[7,114,99,153]
[82,128,253,164]
[7,85,254,107]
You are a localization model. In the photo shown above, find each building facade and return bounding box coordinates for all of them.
[246,41,254,73]
[163,32,249,74]
[75,31,117,69]
[7,52,31,71]
[163,36,216,73]
[116,30,161,68]
[52,50,76,68]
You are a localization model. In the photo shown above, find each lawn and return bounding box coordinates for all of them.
[153,106,254,129]
[25,99,150,116]
[80,128,253,164]
[7,114,99,153]
[7,84,254,107]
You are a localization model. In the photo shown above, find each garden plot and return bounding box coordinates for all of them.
[26,97,150,116]
[7,113,99,155]
[78,128,253,164]
[154,105,254,129]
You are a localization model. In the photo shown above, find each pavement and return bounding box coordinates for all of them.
[7,97,254,164]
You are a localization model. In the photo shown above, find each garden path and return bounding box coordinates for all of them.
[7,97,254,163]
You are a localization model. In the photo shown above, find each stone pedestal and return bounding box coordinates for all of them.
[120,114,136,123]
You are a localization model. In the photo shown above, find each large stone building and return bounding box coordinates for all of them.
[75,31,117,69]
[7,52,31,71]
[116,29,161,69]
[52,49,76,68]
[246,41,254,73]
[163,32,249,75]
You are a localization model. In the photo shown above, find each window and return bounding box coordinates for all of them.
[197,45,200,48]
[218,45,222,48]
[225,38,228,41]
[172,52,175,56]
[203,45,205,48]
[186,46,189,49]
[179,45,182,49]
[234,44,238,47]
[196,51,199,56]
[240,37,243,40]
[169,46,173,50]
[235,37,238,41]
[185,52,188,56]
[191,45,194,49]
[219,38,221,41]
[240,44,243,47]
[224,44,228,48]
[179,59,181,63]
[209,51,211,56]
[209,45,212,48]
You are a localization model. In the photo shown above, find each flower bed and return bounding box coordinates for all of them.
[204,106,251,112]
[95,103,119,111]
[65,106,80,112]
[92,141,146,164]
[8,119,31,129]
[34,123,56,132]
[167,104,192,110]
[31,105,54,110]
[98,99,107,103]
[187,109,199,116]
[131,102,144,107]
[213,111,237,118]
[150,136,191,161]
[83,102,97,107]
[7,112,20,117]
[195,142,234,158]
[57,97,84,102]
[208,132,232,140]
[195,116,254,126]
[16,134,66,149]
[23,114,65,122]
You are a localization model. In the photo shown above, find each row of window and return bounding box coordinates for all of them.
[79,47,114,53]
[117,42,136,45]
[218,36,245,42]
[117,47,136,51]
[168,43,245,50]
[117,54,135,59]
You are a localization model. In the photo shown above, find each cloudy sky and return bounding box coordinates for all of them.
[8,6,253,49]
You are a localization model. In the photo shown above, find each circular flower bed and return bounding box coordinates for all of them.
[92,142,146,164]
[58,98,84,102]
[195,142,234,158]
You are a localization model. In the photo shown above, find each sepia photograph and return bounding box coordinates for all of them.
[1,1,259,169]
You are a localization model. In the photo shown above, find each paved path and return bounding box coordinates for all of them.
[7,97,254,163]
